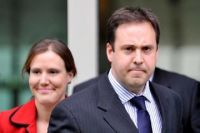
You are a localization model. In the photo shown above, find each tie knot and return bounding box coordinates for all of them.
[130,96,146,110]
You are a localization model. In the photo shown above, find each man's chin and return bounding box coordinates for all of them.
[126,79,145,89]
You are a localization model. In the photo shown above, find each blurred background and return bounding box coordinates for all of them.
[0,0,200,111]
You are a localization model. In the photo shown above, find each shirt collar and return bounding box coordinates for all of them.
[108,69,153,104]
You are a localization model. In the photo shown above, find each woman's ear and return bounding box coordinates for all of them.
[67,72,74,84]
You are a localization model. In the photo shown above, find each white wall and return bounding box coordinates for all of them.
[157,44,200,81]
[67,0,98,95]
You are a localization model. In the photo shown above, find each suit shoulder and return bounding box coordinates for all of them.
[73,77,99,93]
[61,82,98,109]
[58,73,109,111]
[150,82,181,99]
[155,68,197,82]
[153,68,200,100]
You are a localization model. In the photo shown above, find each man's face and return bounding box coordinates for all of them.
[107,22,158,94]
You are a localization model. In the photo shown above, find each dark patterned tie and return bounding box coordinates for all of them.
[130,96,152,133]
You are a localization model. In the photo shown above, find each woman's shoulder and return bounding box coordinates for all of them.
[0,99,35,122]
[0,99,36,132]
[0,105,21,132]
[0,106,20,118]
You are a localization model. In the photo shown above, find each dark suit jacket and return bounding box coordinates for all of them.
[153,67,200,133]
[48,72,182,133]
[73,67,200,133]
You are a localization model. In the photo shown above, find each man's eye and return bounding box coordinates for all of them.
[143,47,152,53]
[124,47,134,53]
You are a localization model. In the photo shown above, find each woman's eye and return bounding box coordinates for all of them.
[49,69,59,74]
[30,69,41,74]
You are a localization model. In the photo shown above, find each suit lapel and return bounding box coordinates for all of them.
[150,82,172,133]
[96,73,138,133]
[102,100,138,133]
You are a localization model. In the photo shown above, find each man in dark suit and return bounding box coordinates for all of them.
[48,7,182,133]
[73,67,200,133]
[153,67,200,133]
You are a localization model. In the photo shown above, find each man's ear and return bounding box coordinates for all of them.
[106,43,113,62]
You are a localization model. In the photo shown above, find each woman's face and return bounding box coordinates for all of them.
[29,50,73,106]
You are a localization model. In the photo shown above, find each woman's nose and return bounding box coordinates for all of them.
[39,73,49,85]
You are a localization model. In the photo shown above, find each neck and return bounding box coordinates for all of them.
[37,103,54,121]
[35,101,55,133]
[129,85,145,95]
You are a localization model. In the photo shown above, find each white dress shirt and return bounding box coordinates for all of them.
[108,70,162,133]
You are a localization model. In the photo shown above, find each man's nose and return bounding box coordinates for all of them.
[134,50,143,65]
